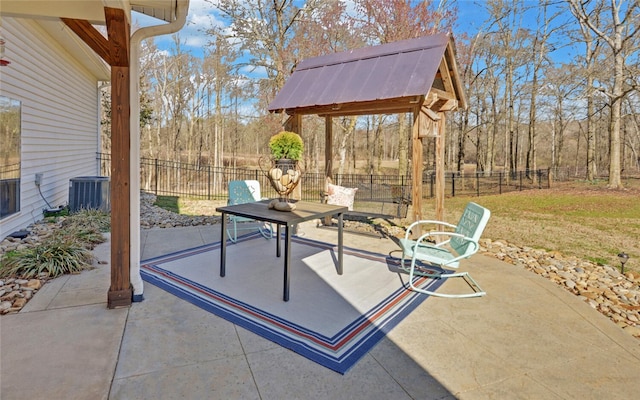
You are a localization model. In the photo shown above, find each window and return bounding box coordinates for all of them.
[0,95,21,219]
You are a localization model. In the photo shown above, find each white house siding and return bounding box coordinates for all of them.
[0,17,102,238]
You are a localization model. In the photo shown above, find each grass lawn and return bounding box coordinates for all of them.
[421,180,640,273]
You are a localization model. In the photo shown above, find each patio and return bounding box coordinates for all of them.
[2,222,640,399]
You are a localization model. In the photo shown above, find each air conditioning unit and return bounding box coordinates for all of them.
[69,176,110,212]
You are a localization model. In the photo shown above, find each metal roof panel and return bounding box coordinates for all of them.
[268,34,454,114]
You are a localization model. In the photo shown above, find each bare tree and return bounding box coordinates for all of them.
[526,1,562,182]
[568,0,640,188]
[483,0,532,180]
[212,0,321,101]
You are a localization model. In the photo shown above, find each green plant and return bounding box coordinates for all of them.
[0,208,109,279]
[63,209,111,233]
[268,131,304,161]
[0,236,94,279]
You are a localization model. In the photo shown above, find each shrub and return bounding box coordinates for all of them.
[0,236,94,279]
[268,131,304,161]
[63,209,111,233]
[0,209,108,279]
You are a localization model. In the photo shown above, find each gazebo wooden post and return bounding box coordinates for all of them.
[435,112,446,223]
[411,107,423,225]
[325,115,333,178]
[323,115,333,226]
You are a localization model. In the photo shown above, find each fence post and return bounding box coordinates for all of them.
[537,169,542,189]
[476,172,480,197]
[154,158,159,195]
[519,171,523,191]
[370,174,374,201]
[207,165,211,200]
[451,173,456,197]
[499,172,502,194]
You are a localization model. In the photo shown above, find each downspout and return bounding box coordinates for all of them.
[97,81,110,174]
[130,0,189,302]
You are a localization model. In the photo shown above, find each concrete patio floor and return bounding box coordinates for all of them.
[2,221,640,399]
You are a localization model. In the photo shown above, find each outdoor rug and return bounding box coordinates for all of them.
[140,232,446,374]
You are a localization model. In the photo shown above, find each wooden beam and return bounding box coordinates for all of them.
[435,113,446,224]
[411,107,423,224]
[284,114,301,133]
[424,92,439,108]
[421,105,441,122]
[324,115,333,225]
[438,55,454,95]
[61,18,111,63]
[325,115,333,177]
[108,64,132,308]
[281,96,424,117]
[437,99,458,112]
[430,88,455,101]
[104,7,129,68]
[445,40,468,110]
[105,8,132,308]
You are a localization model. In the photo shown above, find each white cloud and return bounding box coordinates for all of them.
[132,0,224,55]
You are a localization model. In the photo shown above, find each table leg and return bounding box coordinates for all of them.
[220,213,227,277]
[337,212,343,275]
[283,224,291,301]
[276,223,281,257]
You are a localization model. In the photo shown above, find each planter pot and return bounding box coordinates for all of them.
[275,158,297,172]
[267,159,302,210]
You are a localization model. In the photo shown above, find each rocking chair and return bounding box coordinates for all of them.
[399,202,491,298]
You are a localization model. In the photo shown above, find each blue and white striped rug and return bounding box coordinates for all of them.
[141,232,444,374]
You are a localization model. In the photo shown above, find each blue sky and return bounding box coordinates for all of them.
[132,0,581,86]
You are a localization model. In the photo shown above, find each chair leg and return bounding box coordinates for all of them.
[258,223,273,240]
[227,219,238,243]
[408,258,486,298]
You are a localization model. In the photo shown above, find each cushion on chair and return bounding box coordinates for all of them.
[326,183,358,211]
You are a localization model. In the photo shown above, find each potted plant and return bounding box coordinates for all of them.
[265,131,304,210]
[268,130,304,167]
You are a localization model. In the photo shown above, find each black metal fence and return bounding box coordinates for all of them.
[97,153,551,203]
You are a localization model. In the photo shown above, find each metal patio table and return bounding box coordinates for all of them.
[216,200,348,301]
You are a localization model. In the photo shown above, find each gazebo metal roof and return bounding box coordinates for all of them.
[268,33,466,116]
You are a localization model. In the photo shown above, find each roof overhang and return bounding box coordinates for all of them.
[1,1,179,80]
[0,1,177,24]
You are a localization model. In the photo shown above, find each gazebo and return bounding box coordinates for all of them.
[268,33,467,223]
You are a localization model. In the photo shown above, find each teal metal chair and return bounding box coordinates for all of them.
[227,180,273,243]
[399,202,491,298]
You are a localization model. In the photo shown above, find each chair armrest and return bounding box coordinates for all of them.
[404,220,457,242]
